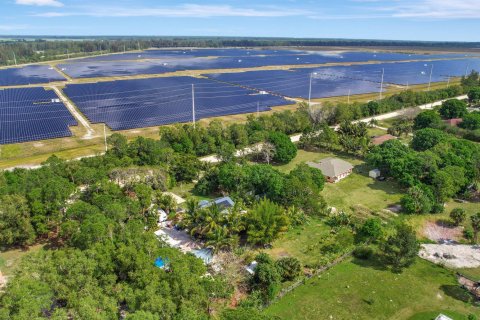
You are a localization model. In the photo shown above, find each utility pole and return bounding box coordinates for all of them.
[447,76,450,88]
[67,49,69,59]
[257,101,260,116]
[103,124,108,152]
[347,89,351,104]
[192,84,196,129]
[308,73,313,106]
[137,41,140,51]
[12,51,17,65]
[379,68,384,100]
[123,44,126,53]
[428,64,434,91]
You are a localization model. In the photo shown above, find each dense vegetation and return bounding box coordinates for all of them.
[2,36,479,65]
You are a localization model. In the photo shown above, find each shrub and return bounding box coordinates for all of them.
[275,257,302,281]
[267,131,297,164]
[353,246,374,260]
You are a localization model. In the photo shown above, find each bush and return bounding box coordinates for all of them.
[439,99,468,119]
[353,246,374,260]
[275,257,302,281]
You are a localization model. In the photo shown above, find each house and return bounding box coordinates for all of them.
[443,118,463,126]
[371,134,397,146]
[434,314,453,320]
[307,158,354,183]
[199,196,235,211]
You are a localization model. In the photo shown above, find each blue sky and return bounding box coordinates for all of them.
[1,0,479,41]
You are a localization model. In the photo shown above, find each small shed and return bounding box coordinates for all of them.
[369,169,381,179]
[435,314,453,320]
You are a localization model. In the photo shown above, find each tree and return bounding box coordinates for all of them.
[267,131,297,164]
[438,99,468,119]
[450,208,466,226]
[251,256,281,302]
[400,185,434,214]
[413,110,442,130]
[471,212,480,244]
[257,142,275,164]
[460,112,480,130]
[411,128,448,151]
[246,198,289,245]
[275,257,301,281]
[468,87,480,104]
[0,195,35,247]
[380,223,419,272]
[358,218,383,242]
[216,142,237,163]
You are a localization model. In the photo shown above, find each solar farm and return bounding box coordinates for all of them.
[1,47,480,146]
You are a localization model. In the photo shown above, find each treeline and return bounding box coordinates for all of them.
[2,36,478,65]
[159,108,311,157]
[313,85,464,125]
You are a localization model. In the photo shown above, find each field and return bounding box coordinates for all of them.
[266,258,478,320]
[0,245,44,276]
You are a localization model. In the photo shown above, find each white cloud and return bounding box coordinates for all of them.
[34,4,307,18]
[16,0,63,7]
[388,0,480,19]
[0,24,28,31]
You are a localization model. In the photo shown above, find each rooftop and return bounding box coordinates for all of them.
[371,134,397,146]
[307,157,353,178]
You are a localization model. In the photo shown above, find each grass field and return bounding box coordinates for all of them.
[276,149,403,212]
[264,218,333,266]
[266,258,479,320]
[0,245,43,276]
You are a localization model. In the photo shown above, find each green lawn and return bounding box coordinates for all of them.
[266,258,478,320]
[264,218,333,267]
[276,150,404,213]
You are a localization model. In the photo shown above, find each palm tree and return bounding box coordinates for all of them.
[205,226,238,253]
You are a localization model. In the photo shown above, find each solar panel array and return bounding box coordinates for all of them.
[204,58,480,99]
[59,50,473,79]
[63,77,290,130]
[0,65,66,86]
[0,87,77,144]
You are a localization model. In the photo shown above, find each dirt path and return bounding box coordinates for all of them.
[50,86,96,140]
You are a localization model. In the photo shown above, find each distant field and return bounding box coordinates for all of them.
[266,258,478,320]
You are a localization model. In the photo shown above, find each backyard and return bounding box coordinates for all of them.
[276,149,404,213]
[266,258,478,320]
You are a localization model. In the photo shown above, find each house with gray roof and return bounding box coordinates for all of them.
[199,196,235,212]
[307,157,353,183]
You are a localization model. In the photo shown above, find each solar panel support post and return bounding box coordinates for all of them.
[379,68,384,100]
[428,64,434,92]
[192,84,196,129]
[104,124,108,153]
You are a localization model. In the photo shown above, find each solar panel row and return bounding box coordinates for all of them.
[72,48,468,62]
[0,87,77,144]
[59,52,476,79]
[0,65,66,86]
[63,77,290,131]
[204,58,480,99]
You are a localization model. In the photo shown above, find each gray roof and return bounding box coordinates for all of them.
[307,157,353,178]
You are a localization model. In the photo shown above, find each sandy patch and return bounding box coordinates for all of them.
[419,244,480,268]
[423,220,463,242]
